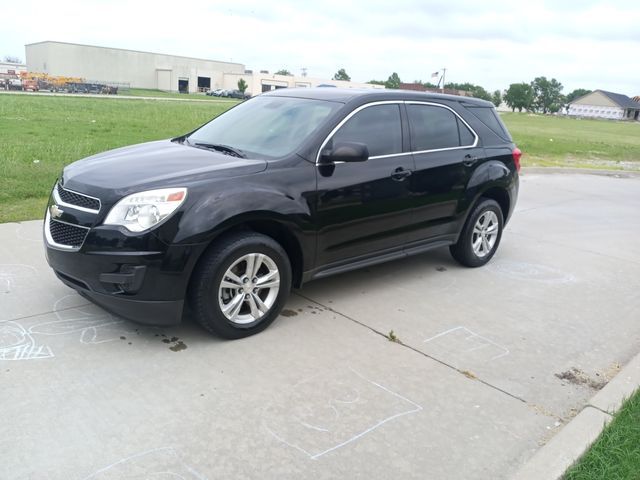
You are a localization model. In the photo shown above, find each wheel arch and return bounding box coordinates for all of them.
[186,213,308,296]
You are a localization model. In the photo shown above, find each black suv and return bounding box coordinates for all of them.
[44,88,520,339]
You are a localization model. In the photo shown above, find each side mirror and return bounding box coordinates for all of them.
[320,142,369,164]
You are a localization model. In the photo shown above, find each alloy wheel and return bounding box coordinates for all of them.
[218,253,281,325]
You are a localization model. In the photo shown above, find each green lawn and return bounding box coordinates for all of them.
[122,88,237,102]
[0,94,238,223]
[501,113,640,170]
[564,389,640,480]
[1,94,639,223]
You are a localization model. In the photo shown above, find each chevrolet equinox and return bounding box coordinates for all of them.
[44,88,521,339]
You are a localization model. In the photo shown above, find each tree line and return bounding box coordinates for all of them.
[271,67,591,114]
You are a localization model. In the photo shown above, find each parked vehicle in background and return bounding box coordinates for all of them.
[7,78,22,90]
[226,89,251,99]
[206,89,224,96]
[44,88,520,339]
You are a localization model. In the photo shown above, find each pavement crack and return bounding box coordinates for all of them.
[294,292,528,405]
[0,301,93,324]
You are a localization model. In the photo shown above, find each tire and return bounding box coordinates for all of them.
[189,232,292,339]
[449,198,504,268]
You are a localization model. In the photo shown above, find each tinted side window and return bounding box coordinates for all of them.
[332,104,402,157]
[407,104,461,151]
[457,117,475,146]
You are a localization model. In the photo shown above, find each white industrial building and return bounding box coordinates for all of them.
[0,61,26,76]
[25,41,380,96]
[568,90,640,121]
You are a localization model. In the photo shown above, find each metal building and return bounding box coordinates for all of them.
[25,40,383,96]
[25,41,245,93]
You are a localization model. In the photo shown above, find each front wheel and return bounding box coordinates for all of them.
[450,198,504,267]
[189,232,292,339]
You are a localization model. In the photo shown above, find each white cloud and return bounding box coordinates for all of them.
[2,0,639,95]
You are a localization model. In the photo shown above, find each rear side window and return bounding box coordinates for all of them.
[332,104,402,157]
[407,104,475,151]
[465,106,512,141]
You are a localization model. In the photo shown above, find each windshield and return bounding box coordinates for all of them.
[188,96,341,159]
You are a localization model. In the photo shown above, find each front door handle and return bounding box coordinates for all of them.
[463,154,479,167]
[391,167,412,181]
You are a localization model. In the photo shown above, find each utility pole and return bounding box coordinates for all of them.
[441,68,447,92]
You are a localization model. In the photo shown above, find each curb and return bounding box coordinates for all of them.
[521,167,640,178]
[512,352,640,479]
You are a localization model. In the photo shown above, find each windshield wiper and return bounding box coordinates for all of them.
[193,142,247,158]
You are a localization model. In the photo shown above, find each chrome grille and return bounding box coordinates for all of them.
[48,218,89,248]
[56,183,101,212]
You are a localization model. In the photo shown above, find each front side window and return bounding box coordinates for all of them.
[407,104,475,151]
[331,104,403,157]
[188,96,341,159]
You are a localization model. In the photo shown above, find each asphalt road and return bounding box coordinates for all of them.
[1,172,639,479]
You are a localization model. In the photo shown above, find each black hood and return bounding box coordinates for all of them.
[61,140,267,198]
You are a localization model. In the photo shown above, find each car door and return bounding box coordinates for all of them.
[314,102,415,267]
[405,102,483,243]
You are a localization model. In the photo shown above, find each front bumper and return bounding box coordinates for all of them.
[44,202,207,326]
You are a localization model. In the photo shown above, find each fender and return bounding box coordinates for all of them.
[457,150,518,234]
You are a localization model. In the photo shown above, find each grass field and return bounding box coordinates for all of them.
[1,93,639,223]
[0,94,238,223]
[564,389,640,479]
[501,112,640,170]
[122,88,238,101]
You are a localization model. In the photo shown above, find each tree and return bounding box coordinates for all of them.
[275,69,292,76]
[367,80,385,86]
[504,83,535,112]
[3,55,21,63]
[237,78,248,94]
[333,68,351,81]
[491,90,502,107]
[385,72,401,89]
[531,76,564,114]
[469,85,492,102]
[566,88,592,104]
[413,80,437,88]
[442,82,492,101]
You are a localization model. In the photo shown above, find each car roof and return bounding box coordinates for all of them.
[262,87,494,106]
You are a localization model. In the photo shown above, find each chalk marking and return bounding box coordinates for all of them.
[423,326,510,361]
[486,260,575,284]
[0,321,54,361]
[265,367,422,460]
[0,264,38,294]
[81,446,208,480]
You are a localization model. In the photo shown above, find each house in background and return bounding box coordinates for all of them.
[568,90,640,121]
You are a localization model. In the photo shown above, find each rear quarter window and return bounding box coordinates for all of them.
[465,106,512,142]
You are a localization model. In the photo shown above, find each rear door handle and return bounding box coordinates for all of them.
[391,167,412,181]
[463,154,479,167]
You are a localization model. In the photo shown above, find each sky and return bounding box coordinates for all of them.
[2,0,639,95]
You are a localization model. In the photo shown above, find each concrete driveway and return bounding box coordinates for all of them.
[2,172,639,479]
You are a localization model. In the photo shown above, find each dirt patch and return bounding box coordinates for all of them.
[280,309,298,317]
[555,367,607,390]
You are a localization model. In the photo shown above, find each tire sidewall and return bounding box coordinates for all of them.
[461,199,504,267]
[199,236,292,339]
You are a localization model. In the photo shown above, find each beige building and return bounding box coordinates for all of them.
[26,41,245,93]
[221,71,382,95]
[25,40,381,96]
[568,90,640,121]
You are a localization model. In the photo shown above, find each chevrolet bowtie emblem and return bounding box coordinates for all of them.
[50,204,64,219]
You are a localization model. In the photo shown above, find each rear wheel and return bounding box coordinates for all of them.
[189,232,292,339]
[450,198,503,267]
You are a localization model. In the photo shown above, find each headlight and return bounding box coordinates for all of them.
[104,187,187,232]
